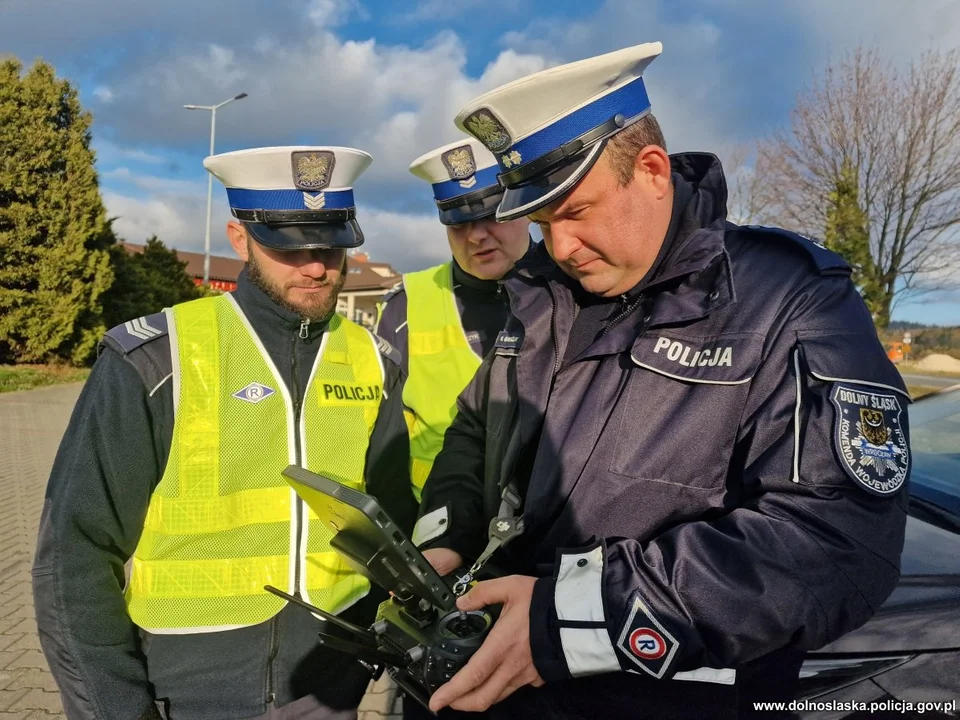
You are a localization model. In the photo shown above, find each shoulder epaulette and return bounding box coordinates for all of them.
[104,312,169,354]
[380,282,405,304]
[370,331,402,366]
[739,225,851,276]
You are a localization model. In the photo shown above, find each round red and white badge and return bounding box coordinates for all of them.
[628,627,667,660]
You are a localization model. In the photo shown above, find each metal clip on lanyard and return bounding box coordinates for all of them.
[452,484,524,596]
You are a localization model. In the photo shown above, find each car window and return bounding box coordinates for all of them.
[907,389,960,522]
[910,390,960,459]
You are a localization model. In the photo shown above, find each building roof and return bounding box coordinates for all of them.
[121,242,243,283]
[344,261,402,291]
[120,241,401,292]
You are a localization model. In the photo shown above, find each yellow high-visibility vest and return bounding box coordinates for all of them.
[401,264,482,500]
[125,294,383,632]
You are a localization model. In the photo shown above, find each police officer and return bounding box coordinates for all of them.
[413,43,911,718]
[33,146,416,720]
[375,138,530,502]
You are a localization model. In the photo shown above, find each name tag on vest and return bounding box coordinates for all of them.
[630,334,762,385]
[494,330,523,356]
[318,382,382,405]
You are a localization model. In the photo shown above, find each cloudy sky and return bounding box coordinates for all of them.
[4,0,959,324]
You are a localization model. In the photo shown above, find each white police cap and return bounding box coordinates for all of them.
[409,138,503,226]
[204,146,373,250]
[454,42,662,221]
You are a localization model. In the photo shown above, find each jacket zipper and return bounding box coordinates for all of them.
[265,617,280,705]
[292,318,309,595]
[602,293,644,337]
[547,284,561,376]
[266,317,310,708]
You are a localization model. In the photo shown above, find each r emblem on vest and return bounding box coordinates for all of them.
[830,384,910,496]
[232,382,276,404]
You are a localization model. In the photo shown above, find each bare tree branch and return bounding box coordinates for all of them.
[752,47,960,325]
[718,144,771,226]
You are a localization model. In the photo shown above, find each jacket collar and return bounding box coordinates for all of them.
[451,257,501,294]
[451,236,536,294]
[231,268,330,344]
[507,152,735,351]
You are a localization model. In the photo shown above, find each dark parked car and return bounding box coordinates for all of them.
[795,385,960,719]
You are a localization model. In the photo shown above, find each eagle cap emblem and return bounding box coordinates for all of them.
[292,151,335,191]
[463,109,511,152]
[441,145,477,181]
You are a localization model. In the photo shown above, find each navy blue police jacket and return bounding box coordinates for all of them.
[415,153,910,717]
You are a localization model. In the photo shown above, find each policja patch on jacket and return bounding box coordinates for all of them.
[830,384,909,496]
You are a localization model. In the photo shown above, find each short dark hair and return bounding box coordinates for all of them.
[605,113,667,186]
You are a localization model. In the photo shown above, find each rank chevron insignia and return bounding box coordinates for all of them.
[124,316,164,341]
[303,192,326,210]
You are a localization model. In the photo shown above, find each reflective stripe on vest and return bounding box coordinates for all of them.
[125,295,383,632]
[402,264,482,500]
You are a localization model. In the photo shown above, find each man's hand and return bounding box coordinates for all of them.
[428,575,544,713]
[422,547,463,577]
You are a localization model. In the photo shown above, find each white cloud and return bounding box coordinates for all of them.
[93,85,114,103]
[399,0,485,23]
[100,27,548,193]
[122,148,165,164]
[94,140,166,166]
[780,0,960,59]
[103,167,206,196]
[498,1,732,152]
[359,43,549,185]
[395,0,526,24]
[189,44,247,90]
[89,8,551,269]
[103,188,229,255]
[102,167,132,180]
[307,0,367,27]
[359,208,451,271]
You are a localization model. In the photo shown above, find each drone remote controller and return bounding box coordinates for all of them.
[270,466,501,713]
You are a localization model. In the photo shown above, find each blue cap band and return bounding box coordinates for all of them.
[226,188,355,211]
[430,165,502,202]
[498,76,650,172]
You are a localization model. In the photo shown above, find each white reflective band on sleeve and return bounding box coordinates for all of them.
[412,506,448,547]
[555,546,620,676]
[672,667,737,685]
[791,349,801,483]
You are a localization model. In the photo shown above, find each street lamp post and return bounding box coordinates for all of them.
[184,92,248,286]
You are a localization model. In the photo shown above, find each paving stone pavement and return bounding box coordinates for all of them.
[0,383,402,720]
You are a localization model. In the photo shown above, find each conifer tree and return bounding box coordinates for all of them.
[0,58,113,364]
